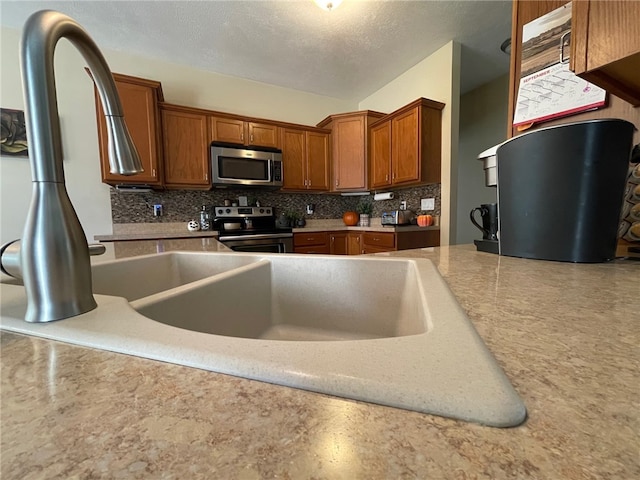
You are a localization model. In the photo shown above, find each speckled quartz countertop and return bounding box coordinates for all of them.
[95,219,439,241]
[94,222,221,241]
[1,241,638,478]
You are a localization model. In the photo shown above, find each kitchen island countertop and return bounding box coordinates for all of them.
[1,240,638,479]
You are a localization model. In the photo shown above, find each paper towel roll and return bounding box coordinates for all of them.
[374,192,394,201]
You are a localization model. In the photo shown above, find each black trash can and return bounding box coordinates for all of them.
[496,119,635,263]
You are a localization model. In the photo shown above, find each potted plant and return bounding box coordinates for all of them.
[287,210,306,227]
[356,200,373,227]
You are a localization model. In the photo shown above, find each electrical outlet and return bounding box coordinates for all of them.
[153,204,163,217]
[421,198,435,210]
[400,201,407,210]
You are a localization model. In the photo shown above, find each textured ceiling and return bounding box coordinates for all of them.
[0,0,512,100]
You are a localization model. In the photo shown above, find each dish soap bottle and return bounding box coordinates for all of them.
[199,205,210,231]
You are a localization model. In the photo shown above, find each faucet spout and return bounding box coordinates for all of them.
[13,10,143,322]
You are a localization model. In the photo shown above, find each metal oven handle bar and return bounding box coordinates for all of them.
[218,233,293,242]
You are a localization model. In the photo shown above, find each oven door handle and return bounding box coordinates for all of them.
[218,233,293,241]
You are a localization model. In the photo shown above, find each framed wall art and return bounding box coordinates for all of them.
[1,108,29,157]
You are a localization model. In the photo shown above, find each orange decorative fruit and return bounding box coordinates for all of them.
[417,214,433,227]
[343,211,359,226]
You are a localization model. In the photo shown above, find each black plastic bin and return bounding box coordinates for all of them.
[496,119,635,263]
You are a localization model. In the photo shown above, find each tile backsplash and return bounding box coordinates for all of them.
[110,184,441,223]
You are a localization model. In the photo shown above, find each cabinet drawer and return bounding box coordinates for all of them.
[362,245,395,254]
[362,232,395,248]
[294,232,329,247]
[294,245,331,254]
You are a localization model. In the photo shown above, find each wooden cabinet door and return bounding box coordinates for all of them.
[210,116,245,145]
[369,120,392,189]
[347,233,362,255]
[162,107,210,188]
[95,76,162,185]
[571,0,640,106]
[294,232,329,254]
[306,131,329,191]
[281,128,306,190]
[332,116,366,191]
[391,107,420,185]
[362,232,396,250]
[248,122,280,148]
[329,232,348,255]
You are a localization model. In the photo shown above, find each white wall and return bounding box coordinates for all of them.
[455,75,509,245]
[0,25,355,245]
[358,41,461,246]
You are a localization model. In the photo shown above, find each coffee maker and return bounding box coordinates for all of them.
[474,119,636,262]
[471,144,501,254]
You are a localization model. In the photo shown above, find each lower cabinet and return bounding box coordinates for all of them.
[295,229,439,255]
[329,232,348,255]
[293,232,330,254]
[362,232,395,253]
[347,232,362,255]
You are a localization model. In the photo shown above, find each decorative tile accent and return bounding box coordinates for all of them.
[110,185,441,223]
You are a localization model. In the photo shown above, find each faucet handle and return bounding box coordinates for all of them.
[0,240,21,278]
[88,243,106,256]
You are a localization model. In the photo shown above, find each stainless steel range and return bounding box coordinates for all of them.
[213,206,293,253]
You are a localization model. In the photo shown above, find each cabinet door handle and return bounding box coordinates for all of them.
[205,173,208,181]
[335,180,339,186]
[560,31,571,64]
[152,169,156,177]
[250,134,254,143]
[241,132,244,141]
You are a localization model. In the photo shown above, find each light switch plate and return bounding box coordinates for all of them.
[421,198,435,210]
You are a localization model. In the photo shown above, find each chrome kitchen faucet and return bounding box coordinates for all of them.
[0,10,142,322]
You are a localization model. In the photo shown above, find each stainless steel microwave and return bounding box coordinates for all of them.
[211,144,283,189]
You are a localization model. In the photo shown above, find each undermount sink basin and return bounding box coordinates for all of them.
[132,256,426,341]
[0,251,526,427]
[91,252,261,302]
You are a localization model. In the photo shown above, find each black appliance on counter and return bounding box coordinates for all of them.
[475,119,636,263]
[213,206,293,253]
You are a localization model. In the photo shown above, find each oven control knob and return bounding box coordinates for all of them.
[225,208,231,214]
[259,209,264,214]
[265,208,271,215]
[217,209,223,215]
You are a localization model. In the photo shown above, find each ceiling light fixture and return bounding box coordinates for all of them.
[314,0,343,12]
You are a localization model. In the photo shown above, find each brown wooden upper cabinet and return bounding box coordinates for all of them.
[317,111,386,192]
[210,116,280,149]
[508,1,640,138]
[370,98,445,189]
[281,127,330,191]
[570,0,640,106]
[161,104,211,189]
[93,73,163,187]
[370,120,392,189]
